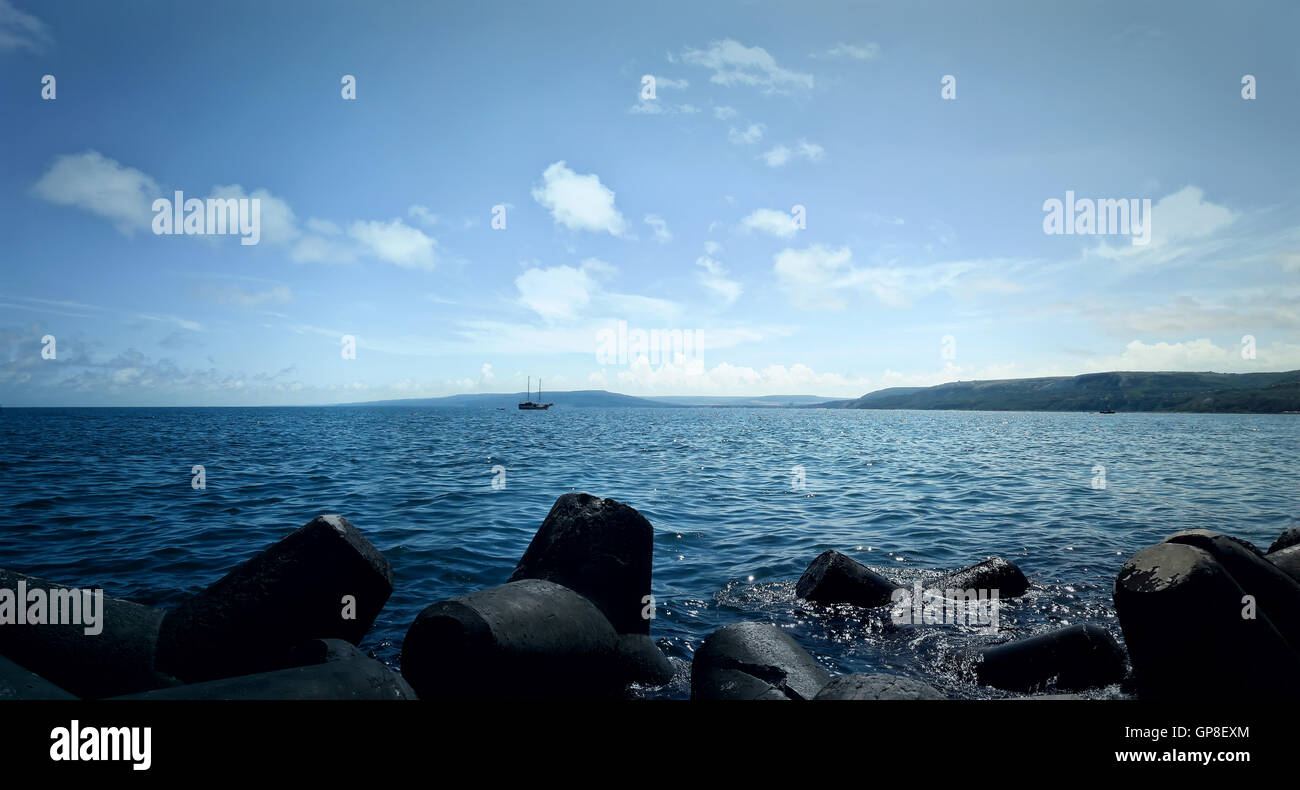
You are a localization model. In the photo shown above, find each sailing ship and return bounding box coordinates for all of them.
[518,377,553,410]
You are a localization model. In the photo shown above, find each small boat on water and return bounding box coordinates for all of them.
[519,377,553,410]
[1099,409,1116,414]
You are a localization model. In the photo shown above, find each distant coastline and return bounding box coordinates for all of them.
[6,370,1299,413]
[338,369,1300,414]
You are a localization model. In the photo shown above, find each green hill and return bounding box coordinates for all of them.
[828,371,1300,413]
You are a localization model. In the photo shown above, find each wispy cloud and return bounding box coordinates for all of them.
[812,42,881,60]
[0,0,51,53]
[682,39,814,94]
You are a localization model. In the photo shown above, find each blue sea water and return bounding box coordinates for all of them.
[1,406,1296,698]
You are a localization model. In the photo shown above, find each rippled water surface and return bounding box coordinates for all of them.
[2,407,1296,698]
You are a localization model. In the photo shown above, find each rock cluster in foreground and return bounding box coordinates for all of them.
[1114,528,1300,699]
[5,495,1295,700]
[0,515,411,699]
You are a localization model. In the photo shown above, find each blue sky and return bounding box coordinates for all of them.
[2,0,1297,406]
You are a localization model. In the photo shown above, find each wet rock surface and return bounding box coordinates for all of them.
[814,673,945,700]
[935,557,1030,598]
[691,622,831,700]
[402,578,623,700]
[1114,540,1300,699]
[796,549,900,608]
[0,568,170,699]
[155,514,394,683]
[112,656,415,700]
[509,492,655,635]
[972,624,1126,693]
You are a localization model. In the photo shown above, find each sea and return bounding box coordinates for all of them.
[1,406,1296,698]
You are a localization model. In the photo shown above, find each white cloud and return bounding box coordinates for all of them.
[31,151,159,234]
[773,245,855,309]
[644,214,673,243]
[531,161,628,236]
[695,254,742,306]
[714,105,738,120]
[209,184,299,246]
[200,283,293,307]
[728,123,764,145]
[609,356,872,397]
[136,313,203,332]
[515,265,597,321]
[513,258,683,324]
[1091,186,1238,265]
[759,145,791,167]
[795,139,825,162]
[1082,338,1300,373]
[291,232,356,264]
[772,244,977,310]
[760,140,824,167]
[602,292,680,321]
[629,100,700,115]
[682,39,815,94]
[741,208,798,238]
[0,0,50,53]
[348,218,438,270]
[813,42,881,60]
[408,204,439,227]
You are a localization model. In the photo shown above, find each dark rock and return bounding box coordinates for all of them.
[796,549,900,608]
[0,568,172,699]
[401,578,623,700]
[936,557,1029,598]
[691,622,830,700]
[1164,528,1264,557]
[0,655,77,700]
[614,633,675,686]
[972,624,1125,692]
[1163,529,1300,644]
[814,673,945,700]
[155,514,393,683]
[112,656,415,700]
[1267,545,1300,584]
[1114,542,1300,699]
[285,638,369,667]
[1267,526,1300,555]
[509,493,655,635]
[1014,694,1087,700]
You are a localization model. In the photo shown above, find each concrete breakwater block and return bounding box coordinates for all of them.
[1114,542,1300,699]
[0,568,172,699]
[111,656,415,700]
[508,492,673,684]
[795,550,899,608]
[0,655,77,700]
[614,633,676,686]
[401,579,624,700]
[1267,545,1300,584]
[691,622,831,700]
[936,557,1029,598]
[1266,525,1300,555]
[972,624,1125,692]
[284,637,369,667]
[814,673,945,700]
[155,514,393,683]
[1163,529,1300,644]
[509,493,654,634]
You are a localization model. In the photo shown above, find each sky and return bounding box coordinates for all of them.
[1,0,1297,406]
